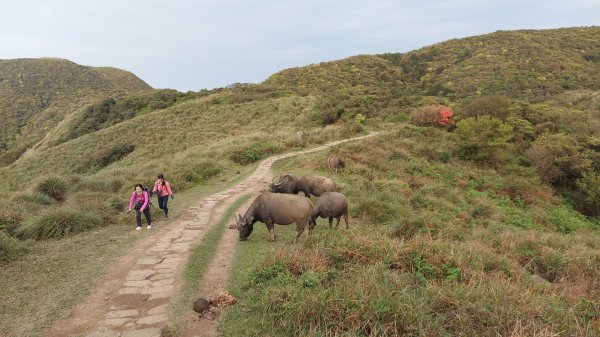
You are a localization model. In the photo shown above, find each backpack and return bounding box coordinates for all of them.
[142,185,154,207]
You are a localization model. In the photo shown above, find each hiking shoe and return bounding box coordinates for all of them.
[164,215,168,221]
[136,226,142,231]
[147,225,152,230]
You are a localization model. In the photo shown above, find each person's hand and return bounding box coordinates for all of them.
[127,209,131,214]
[171,195,174,200]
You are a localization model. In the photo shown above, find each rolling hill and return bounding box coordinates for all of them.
[0,58,151,165]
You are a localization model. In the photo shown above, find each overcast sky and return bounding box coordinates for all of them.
[1,0,599,91]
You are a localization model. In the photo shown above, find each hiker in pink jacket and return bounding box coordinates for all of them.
[128,184,152,230]
[153,173,174,221]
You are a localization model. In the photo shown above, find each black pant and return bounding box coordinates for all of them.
[135,207,151,227]
[157,194,169,216]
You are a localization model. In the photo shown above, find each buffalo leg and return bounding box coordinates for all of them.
[335,217,341,228]
[328,217,333,228]
[266,221,276,241]
[294,221,310,244]
[344,213,349,229]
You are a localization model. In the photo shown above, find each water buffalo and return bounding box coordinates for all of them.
[269,174,337,198]
[327,155,346,173]
[235,192,314,243]
[310,192,349,229]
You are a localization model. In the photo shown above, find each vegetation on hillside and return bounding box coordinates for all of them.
[0,58,151,165]
[220,127,599,336]
[1,26,600,336]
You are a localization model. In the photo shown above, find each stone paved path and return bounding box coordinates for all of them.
[48,132,379,337]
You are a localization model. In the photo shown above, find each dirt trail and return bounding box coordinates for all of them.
[46,132,379,337]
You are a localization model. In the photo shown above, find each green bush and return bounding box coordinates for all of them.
[454,116,513,164]
[0,234,29,263]
[35,176,68,202]
[15,208,103,240]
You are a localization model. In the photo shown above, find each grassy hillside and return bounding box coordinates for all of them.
[220,127,600,336]
[0,58,151,164]
[1,27,600,336]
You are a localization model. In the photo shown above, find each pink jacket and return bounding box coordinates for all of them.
[152,180,173,197]
[129,191,149,211]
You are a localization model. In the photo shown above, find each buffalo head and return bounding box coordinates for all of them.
[235,214,254,241]
[269,174,293,193]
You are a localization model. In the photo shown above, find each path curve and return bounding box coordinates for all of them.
[47,132,379,337]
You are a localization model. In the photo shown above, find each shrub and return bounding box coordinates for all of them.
[410,105,455,128]
[576,171,600,214]
[15,208,103,240]
[526,133,591,187]
[0,234,28,263]
[454,116,513,164]
[35,176,68,202]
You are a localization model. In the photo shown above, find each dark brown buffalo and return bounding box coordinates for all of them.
[269,174,337,198]
[235,192,314,243]
[327,155,346,173]
[310,192,349,229]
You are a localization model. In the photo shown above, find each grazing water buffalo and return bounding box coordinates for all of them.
[310,192,349,229]
[327,155,346,173]
[269,174,337,198]
[235,192,314,243]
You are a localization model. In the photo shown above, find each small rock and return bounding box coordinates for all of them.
[193,298,210,313]
[235,171,240,174]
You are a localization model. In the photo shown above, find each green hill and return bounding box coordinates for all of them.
[0,58,151,164]
[1,27,600,337]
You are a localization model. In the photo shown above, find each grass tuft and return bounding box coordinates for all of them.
[35,176,68,202]
[15,208,103,240]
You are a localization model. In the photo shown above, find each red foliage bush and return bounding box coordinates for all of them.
[411,105,455,128]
